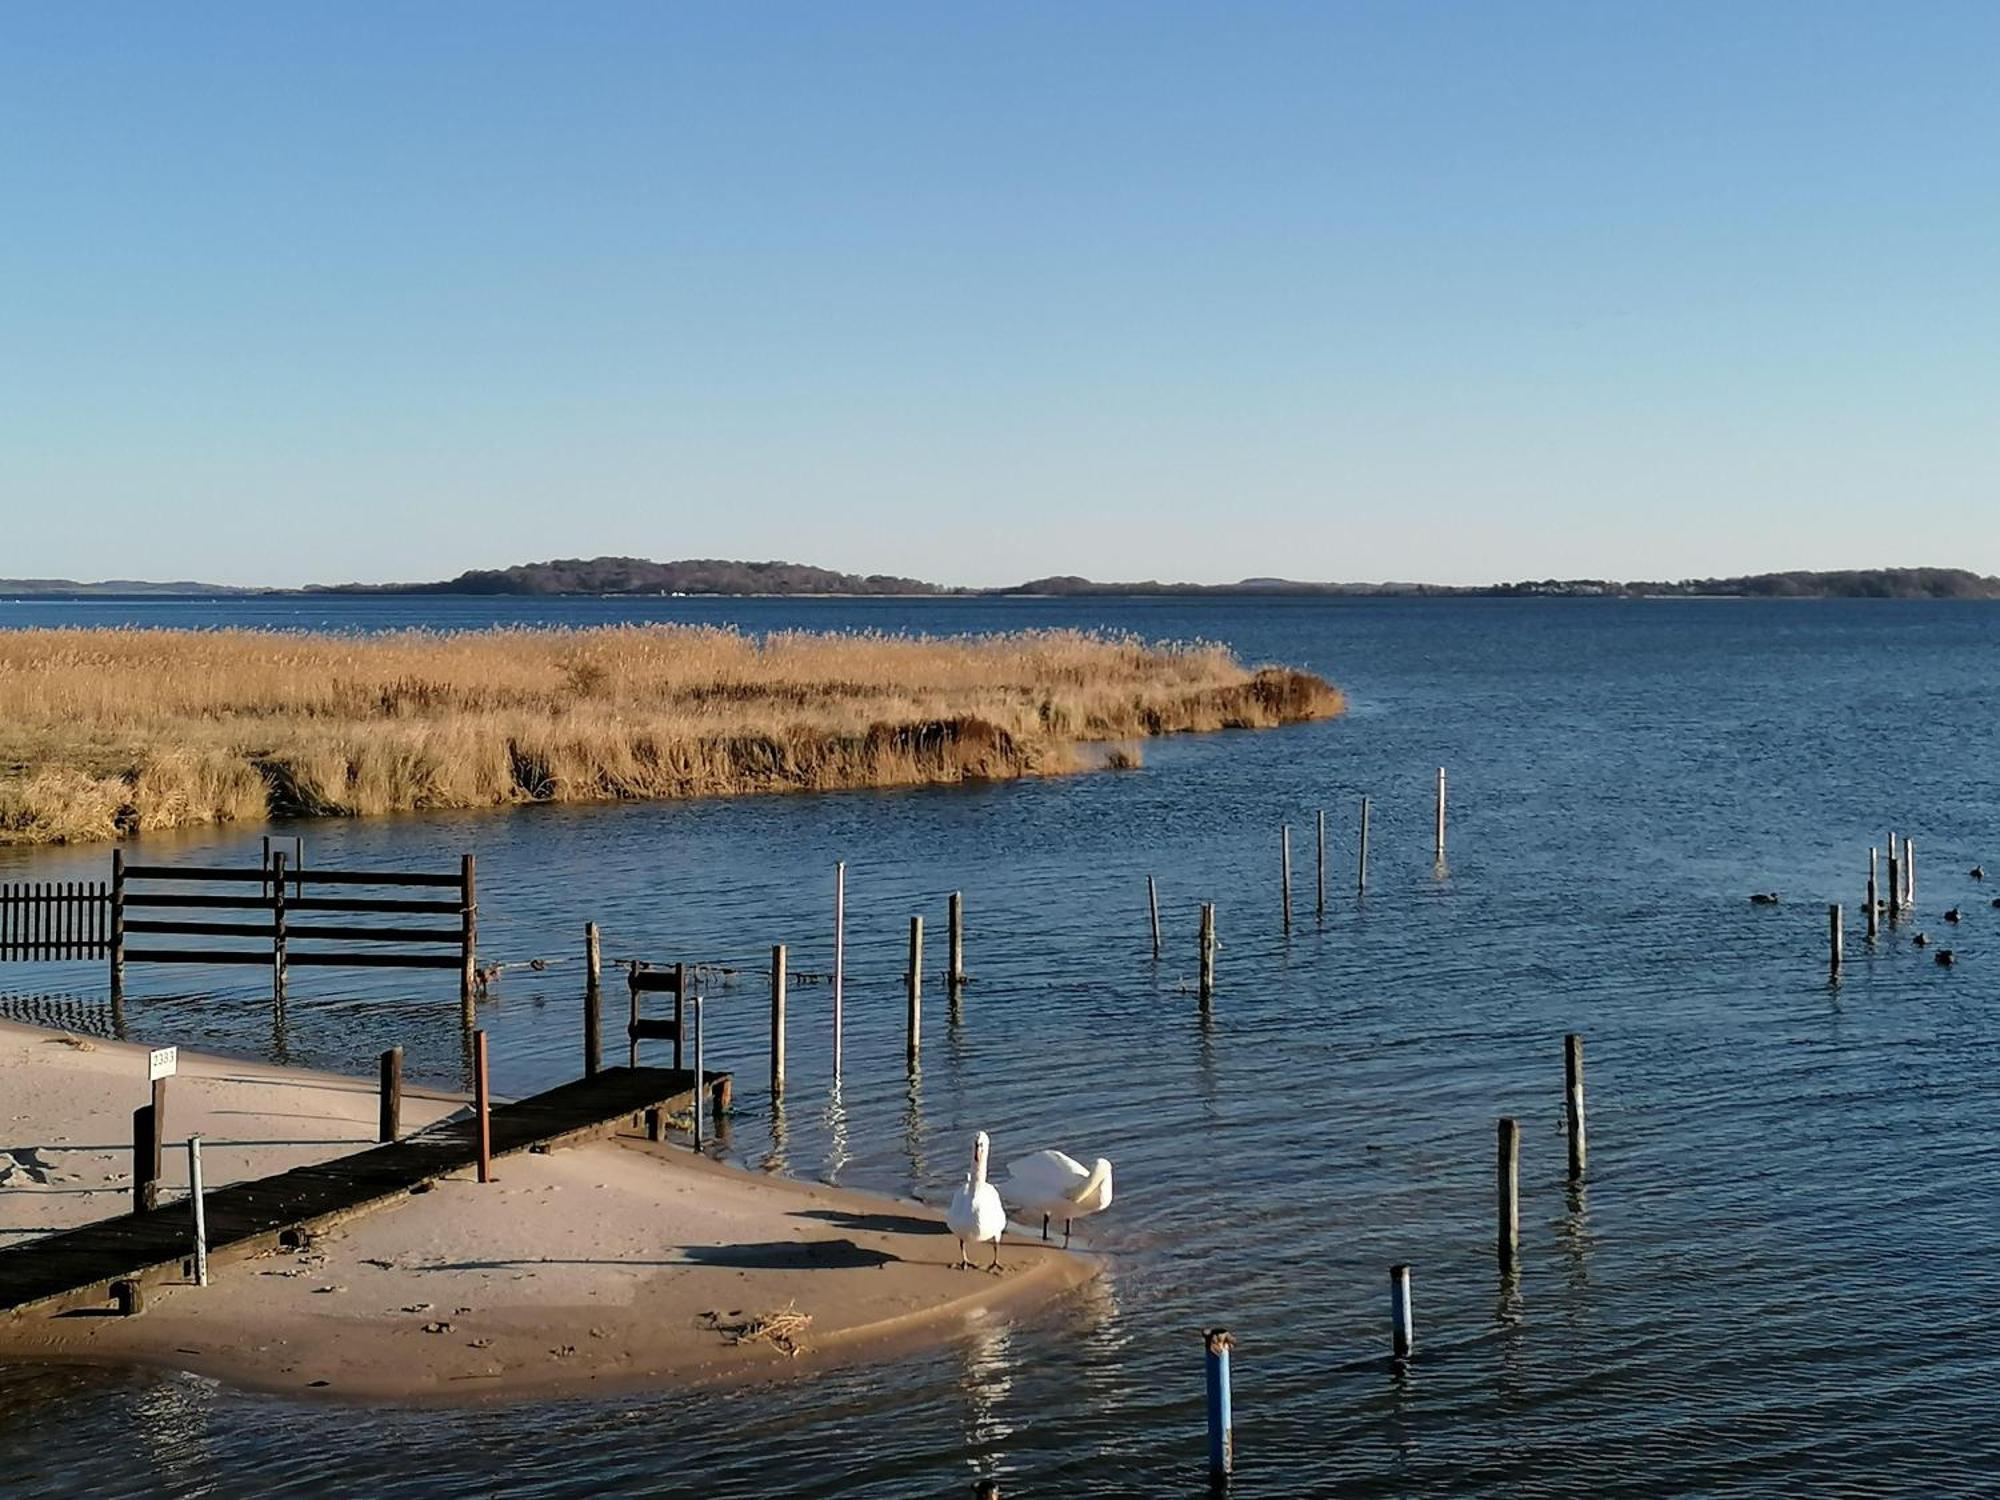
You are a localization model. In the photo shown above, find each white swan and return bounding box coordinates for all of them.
[946,1130,1006,1271]
[1004,1149,1113,1247]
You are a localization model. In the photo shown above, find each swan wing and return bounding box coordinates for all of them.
[945,1175,977,1238]
[1004,1150,1087,1207]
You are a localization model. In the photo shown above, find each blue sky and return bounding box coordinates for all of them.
[1,3,1994,587]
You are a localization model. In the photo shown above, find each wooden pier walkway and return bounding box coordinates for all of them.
[0,1065,718,1319]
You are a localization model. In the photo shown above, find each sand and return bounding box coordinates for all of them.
[0,1023,1094,1402]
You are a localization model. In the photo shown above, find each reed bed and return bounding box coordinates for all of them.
[0,625,1343,844]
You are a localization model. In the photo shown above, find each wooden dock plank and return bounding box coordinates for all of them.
[0,1065,723,1318]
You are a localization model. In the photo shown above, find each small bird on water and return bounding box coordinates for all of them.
[1945,907,1963,924]
[1937,950,1957,967]
[1914,932,1930,947]
[1749,892,1782,905]
[1972,866,1986,880]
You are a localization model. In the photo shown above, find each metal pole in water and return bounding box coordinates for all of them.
[1149,874,1162,958]
[1829,903,1843,980]
[833,861,846,1081]
[1564,1034,1588,1180]
[1905,837,1916,912]
[1497,1116,1520,1275]
[906,916,923,1069]
[1866,848,1879,941]
[1435,767,1447,864]
[1204,1328,1235,1481]
[1280,823,1292,932]
[187,1135,208,1287]
[770,943,787,1098]
[1887,834,1901,920]
[1390,1263,1413,1359]
[1315,809,1326,918]
[1357,797,1371,895]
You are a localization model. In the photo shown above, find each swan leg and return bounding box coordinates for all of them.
[1040,1213,1050,1241]
[988,1240,1003,1273]
[1063,1218,1073,1249]
[957,1237,968,1270]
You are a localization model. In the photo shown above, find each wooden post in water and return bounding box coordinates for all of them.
[1148,874,1162,958]
[1390,1263,1414,1358]
[1905,837,1915,912]
[1280,823,1292,932]
[1435,767,1447,864]
[1887,834,1901,920]
[1315,809,1326,918]
[1867,847,1879,941]
[473,1029,493,1184]
[379,1046,402,1143]
[1829,903,1843,980]
[906,916,923,1069]
[132,1104,158,1213]
[187,1135,208,1287]
[1198,902,1216,1004]
[691,995,706,1150]
[673,962,687,1071]
[1564,1034,1587,1180]
[109,849,126,1005]
[770,943,787,1098]
[270,850,288,1006]
[1497,1117,1520,1275]
[949,890,965,989]
[832,861,846,1081]
[584,923,602,1078]
[1357,797,1371,895]
[1205,1328,1235,1482]
[459,854,479,1025]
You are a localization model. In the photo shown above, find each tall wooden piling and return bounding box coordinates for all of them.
[833,861,846,1080]
[1280,823,1292,932]
[1358,797,1371,895]
[270,850,288,1005]
[459,853,479,1025]
[1148,874,1162,958]
[1887,834,1901,920]
[1867,848,1879,941]
[673,962,687,1071]
[1316,809,1326,918]
[1198,902,1216,1003]
[109,848,126,1005]
[379,1046,402,1143]
[1829,903,1843,979]
[906,916,923,1068]
[1905,837,1915,911]
[1435,767,1447,864]
[1497,1117,1520,1274]
[949,890,965,988]
[473,1029,493,1184]
[584,922,602,1078]
[692,995,707,1150]
[132,1104,158,1213]
[1564,1034,1587,1180]
[770,943,787,1097]
[187,1136,209,1287]
[1204,1328,1235,1481]
[1390,1263,1414,1358]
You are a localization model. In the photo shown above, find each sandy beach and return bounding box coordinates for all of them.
[0,1022,1094,1401]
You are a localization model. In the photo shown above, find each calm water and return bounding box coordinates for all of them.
[3,595,1999,1498]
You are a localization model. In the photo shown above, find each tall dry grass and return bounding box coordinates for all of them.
[0,626,1342,844]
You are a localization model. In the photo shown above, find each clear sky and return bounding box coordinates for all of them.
[2,3,1995,587]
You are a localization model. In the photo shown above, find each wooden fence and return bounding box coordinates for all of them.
[0,881,114,961]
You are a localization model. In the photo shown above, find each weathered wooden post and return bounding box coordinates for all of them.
[1564,1034,1587,1180]
[132,1104,158,1213]
[1280,823,1292,932]
[1205,1328,1235,1482]
[691,994,707,1150]
[1829,903,1843,979]
[770,943,787,1098]
[379,1046,402,1143]
[270,850,288,1005]
[109,849,126,1005]
[1315,809,1326,918]
[949,890,966,989]
[1497,1117,1520,1274]
[186,1135,209,1287]
[459,853,479,1025]
[906,916,924,1069]
[1905,837,1915,911]
[1198,902,1216,1003]
[473,1028,493,1184]
[1435,767,1447,864]
[833,861,846,1081]
[584,922,602,1078]
[1390,1263,1414,1358]
[1887,834,1901,920]
[1148,874,1162,958]
[673,961,687,1070]
[1867,847,1879,941]
[1357,796,1371,895]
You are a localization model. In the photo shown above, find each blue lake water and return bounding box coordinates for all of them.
[3,594,1998,1497]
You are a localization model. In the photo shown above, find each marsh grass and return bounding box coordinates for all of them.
[0,625,1342,844]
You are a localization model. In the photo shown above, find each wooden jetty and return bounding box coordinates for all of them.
[0,1065,724,1320]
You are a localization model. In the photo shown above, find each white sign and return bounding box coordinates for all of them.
[148,1046,177,1082]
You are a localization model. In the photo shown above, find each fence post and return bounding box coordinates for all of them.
[109,849,126,1005]
[770,943,787,1097]
[906,916,923,1069]
[1205,1328,1234,1481]
[459,854,478,1025]
[187,1136,209,1287]
[379,1046,403,1143]
[584,922,602,1078]
[270,850,288,1005]
[473,1028,493,1183]
[1199,902,1216,1003]
[132,1104,158,1213]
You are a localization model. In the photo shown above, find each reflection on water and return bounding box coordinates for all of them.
[959,1322,1018,1458]
[820,1081,850,1185]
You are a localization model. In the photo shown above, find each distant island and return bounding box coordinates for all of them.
[5,559,2000,600]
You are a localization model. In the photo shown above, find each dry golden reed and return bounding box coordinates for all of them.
[0,625,1342,844]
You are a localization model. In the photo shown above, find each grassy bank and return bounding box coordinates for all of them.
[0,626,1342,845]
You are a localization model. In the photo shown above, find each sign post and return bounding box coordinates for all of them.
[147,1047,176,1194]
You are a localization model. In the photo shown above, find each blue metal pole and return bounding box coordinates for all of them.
[1205,1328,1234,1480]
